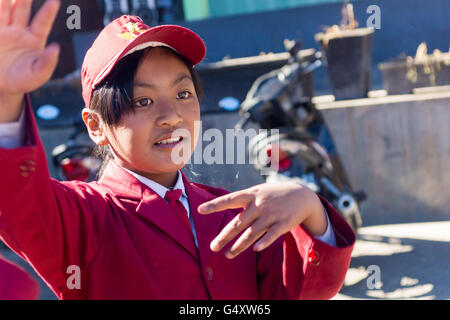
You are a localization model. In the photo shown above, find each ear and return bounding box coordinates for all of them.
[81,108,109,146]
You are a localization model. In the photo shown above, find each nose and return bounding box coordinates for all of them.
[155,100,183,128]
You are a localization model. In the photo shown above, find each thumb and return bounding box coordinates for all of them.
[31,43,60,84]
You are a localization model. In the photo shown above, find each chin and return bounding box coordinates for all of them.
[150,162,185,174]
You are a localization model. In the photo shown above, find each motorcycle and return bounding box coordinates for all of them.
[218,40,365,232]
[36,104,101,182]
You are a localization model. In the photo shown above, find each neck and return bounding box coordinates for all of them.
[109,151,180,189]
[113,160,179,188]
[135,170,179,189]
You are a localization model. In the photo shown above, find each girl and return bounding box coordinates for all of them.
[0,0,355,299]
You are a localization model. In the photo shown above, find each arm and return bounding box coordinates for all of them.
[0,98,26,149]
[198,182,355,300]
[0,95,107,299]
[314,210,337,246]
[292,199,355,300]
[0,1,110,299]
[0,105,39,300]
[256,196,354,300]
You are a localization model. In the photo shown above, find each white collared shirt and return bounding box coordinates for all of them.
[122,168,189,216]
[0,101,26,149]
[122,168,199,247]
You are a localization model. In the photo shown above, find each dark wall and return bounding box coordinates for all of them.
[37,0,449,119]
[181,0,449,62]
[31,0,104,79]
[177,0,450,93]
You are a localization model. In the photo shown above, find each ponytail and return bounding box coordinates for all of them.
[92,144,114,180]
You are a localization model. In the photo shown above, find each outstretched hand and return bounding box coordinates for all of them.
[0,0,61,95]
[198,182,328,259]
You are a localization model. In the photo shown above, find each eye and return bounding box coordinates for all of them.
[135,97,153,107]
[177,91,192,100]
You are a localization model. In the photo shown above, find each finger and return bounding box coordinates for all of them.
[210,203,259,252]
[198,190,253,214]
[11,0,31,27]
[225,218,270,259]
[29,0,60,40]
[253,222,287,252]
[0,0,13,27]
[31,42,60,85]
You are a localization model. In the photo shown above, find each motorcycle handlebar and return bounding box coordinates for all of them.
[234,113,251,130]
[238,48,324,125]
[247,50,323,100]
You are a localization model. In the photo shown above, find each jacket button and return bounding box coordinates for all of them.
[307,248,320,266]
[206,266,214,281]
[20,160,35,177]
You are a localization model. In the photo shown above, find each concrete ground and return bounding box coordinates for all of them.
[334,220,450,300]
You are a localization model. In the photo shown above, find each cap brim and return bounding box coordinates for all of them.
[93,25,206,88]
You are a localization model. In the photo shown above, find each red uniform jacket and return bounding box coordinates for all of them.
[0,97,355,299]
[0,253,39,299]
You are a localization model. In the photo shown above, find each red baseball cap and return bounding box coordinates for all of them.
[81,15,206,108]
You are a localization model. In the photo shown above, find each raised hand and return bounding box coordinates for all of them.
[0,0,60,95]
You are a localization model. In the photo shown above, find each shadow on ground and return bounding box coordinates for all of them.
[336,221,450,300]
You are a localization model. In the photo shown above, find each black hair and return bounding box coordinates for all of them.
[89,47,204,179]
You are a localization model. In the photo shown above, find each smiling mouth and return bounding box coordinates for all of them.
[154,136,184,147]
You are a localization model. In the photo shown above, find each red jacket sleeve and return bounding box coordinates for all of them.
[0,95,107,299]
[196,175,356,300]
[257,196,356,300]
[0,253,40,300]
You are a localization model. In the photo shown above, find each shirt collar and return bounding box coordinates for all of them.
[121,167,187,200]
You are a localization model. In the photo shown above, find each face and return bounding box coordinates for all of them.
[92,47,201,186]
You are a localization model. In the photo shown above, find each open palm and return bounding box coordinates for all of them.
[0,0,61,94]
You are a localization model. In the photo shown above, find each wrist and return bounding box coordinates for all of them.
[301,193,328,236]
[0,93,25,123]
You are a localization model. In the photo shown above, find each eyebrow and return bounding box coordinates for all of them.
[134,74,193,89]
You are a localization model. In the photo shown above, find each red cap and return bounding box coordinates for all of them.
[81,15,206,108]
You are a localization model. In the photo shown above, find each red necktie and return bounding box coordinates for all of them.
[164,189,194,239]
